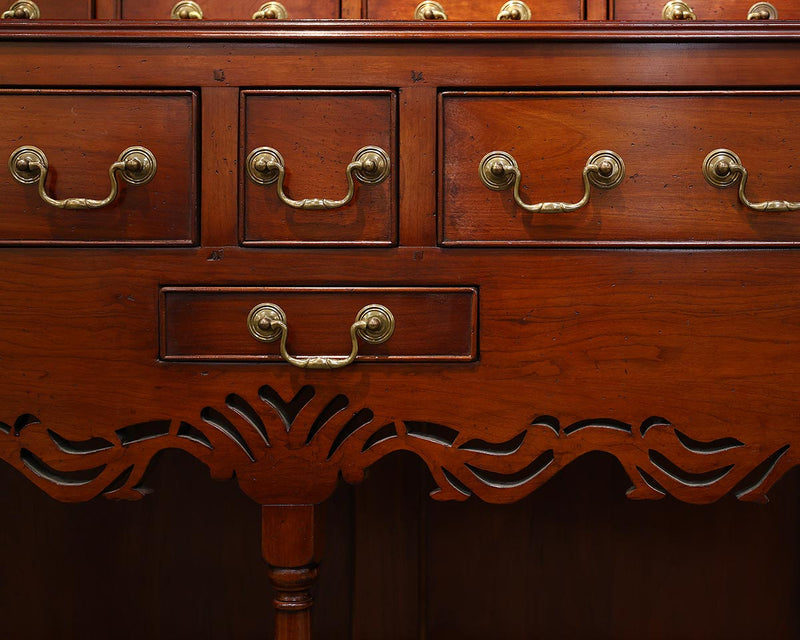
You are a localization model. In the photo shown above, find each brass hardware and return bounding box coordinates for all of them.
[747,1,777,19]
[1,0,39,18]
[662,0,696,19]
[702,148,800,212]
[496,0,530,20]
[246,145,390,211]
[414,0,447,19]
[171,0,202,19]
[8,146,157,210]
[479,149,625,214]
[246,303,395,370]
[253,1,287,18]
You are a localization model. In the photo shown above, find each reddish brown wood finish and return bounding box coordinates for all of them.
[0,90,198,245]
[161,286,478,361]
[364,0,582,20]
[1,22,800,640]
[612,0,800,20]
[1,0,92,18]
[118,0,339,19]
[241,91,397,247]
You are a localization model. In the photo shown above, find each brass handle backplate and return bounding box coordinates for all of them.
[171,0,203,18]
[8,145,157,210]
[747,1,777,19]
[497,0,530,20]
[662,0,696,19]
[246,145,390,211]
[253,1,287,18]
[479,149,625,214]
[415,0,447,19]
[246,303,395,370]
[1,0,39,18]
[702,148,800,212]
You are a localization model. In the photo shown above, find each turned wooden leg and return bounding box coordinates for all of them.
[262,504,324,640]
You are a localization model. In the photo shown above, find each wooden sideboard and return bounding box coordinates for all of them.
[1,20,800,639]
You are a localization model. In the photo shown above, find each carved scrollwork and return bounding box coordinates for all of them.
[0,385,796,505]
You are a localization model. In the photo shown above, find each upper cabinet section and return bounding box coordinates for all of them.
[0,0,791,19]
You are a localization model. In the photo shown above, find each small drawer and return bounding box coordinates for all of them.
[241,91,397,247]
[1,0,91,19]
[119,0,338,19]
[612,0,795,20]
[0,90,198,246]
[160,287,477,362]
[364,0,581,20]
[441,91,800,247]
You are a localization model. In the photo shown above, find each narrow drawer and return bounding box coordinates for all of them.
[612,0,796,20]
[0,90,198,246]
[160,287,477,362]
[119,0,338,19]
[1,0,91,19]
[441,91,800,247]
[241,91,397,247]
[364,0,581,20]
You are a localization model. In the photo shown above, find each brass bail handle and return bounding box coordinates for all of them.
[747,1,777,19]
[702,148,800,212]
[246,145,390,211]
[253,1,287,18]
[415,0,447,19]
[1,0,40,18]
[479,149,625,213]
[497,0,530,20]
[247,303,395,370]
[662,0,696,19]
[8,146,157,210]
[171,0,203,18]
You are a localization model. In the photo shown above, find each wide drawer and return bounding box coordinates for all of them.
[364,0,582,20]
[0,90,198,246]
[241,91,397,247]
[161,287,478,362]
[1,0,91,18]
[119,0,338,19]
[441,91,800,247]
[612,0,797,20]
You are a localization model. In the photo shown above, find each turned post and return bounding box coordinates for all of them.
[262,504,324,640]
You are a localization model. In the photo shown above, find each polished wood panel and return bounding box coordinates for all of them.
[161,286,478,361]
[364,0,582,20]
[1,0,92,18]
[241,91,397,247]
[0,90,198,245]
[441,91,800,246]
[118,0,339,19]
[612,0,800,20]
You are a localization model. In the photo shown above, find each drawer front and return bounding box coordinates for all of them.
[0,91,198,246]
[441,91,800,246]
[612,0,798,20]
[364,0,582,20]
[161,287,478,362]
[119,0,338,19]
[241,91,397,247]
[1,0,91,18]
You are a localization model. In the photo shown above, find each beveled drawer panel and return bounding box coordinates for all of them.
[241,91,397,247]
[612,0,797,20]
[441,91,800,246]
[119,0,338,19]
[0,90,198,245]
[1,0,91,19]
[161,287,477,362]
[364,0,581,20]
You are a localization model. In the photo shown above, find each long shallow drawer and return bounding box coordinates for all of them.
[161,287,477,362]
[613,0,797,20]
[241,91,397,247]
[441,91,800,247]
[1,90,197,246]
[1,0,91,18]
[364,0,581,20]
[119,0,338,19]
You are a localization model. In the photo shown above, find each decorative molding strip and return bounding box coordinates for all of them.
[1,385,796,505]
